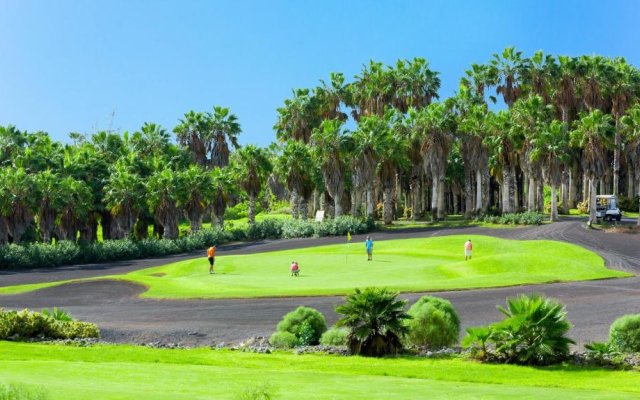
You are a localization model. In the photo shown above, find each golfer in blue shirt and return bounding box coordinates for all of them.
[365,236,373,261]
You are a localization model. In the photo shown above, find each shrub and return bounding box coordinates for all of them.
[584,341,625,368]
[461,326,493,361]
[405,296,460,348]
[0,308,99,340]
[275,306,327,345]
[246,219,284,240]
[319,327,348,346]
[609,314,640,353]
[281,219,316,239]
[269,331,299,349]
[335,287,410,357]
[577,200,589,214]
[482,212,543,226]
[486,294,574,366]
[618,196,639,212]
[41,307,73,322]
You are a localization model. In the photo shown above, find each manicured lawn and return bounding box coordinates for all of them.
[0,342,639,399]
[0,235,629,299]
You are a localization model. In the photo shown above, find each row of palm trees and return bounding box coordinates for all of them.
[2,48,640,245]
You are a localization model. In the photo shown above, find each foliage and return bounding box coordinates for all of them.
[461,326,493,361]
[405,296,460,348]
[268,331,299,349]
[463,294,574,366]
[609,314,640,353]
[41,307,73,322]
[584,341,625,368]
[618,196,639,212]
[319,327,349,346]
[480,212,544,225]
[0,308,99,340]
[275,306,327,346]
[335,287,410,357]
[0,382,48,400]
[576,200,589,214]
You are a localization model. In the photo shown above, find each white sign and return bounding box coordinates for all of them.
[315,210,325,223]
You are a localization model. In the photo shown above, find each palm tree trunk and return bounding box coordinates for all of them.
[501,169,513,214]
[290,189,299,219]
[568,169,577,208]
[550,185,558,221]
[561,173,569,215]
[588,177,597,225]
[334,192,343,218]
[352,189,361,218]
[248,195,257,224]
[431,178,438,221]
[383,186,393,225]
[412,178,421,220]
[536,182,544,213]
[582,173,588,203]
[437,178,446,220]
[189,216,202,233]
[366,188,374,218]
[627,170,634,199]
[300,197,308,221]
[0,217,8,244]
[476,169,483,214]
[613,119,621,196]
[527,177,536,212]
[464,169,473,218]
[511,165,518,212]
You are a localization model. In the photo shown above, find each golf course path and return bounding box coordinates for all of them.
[1,218,639,347]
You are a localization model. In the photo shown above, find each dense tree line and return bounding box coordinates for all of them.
[1,48,640,246]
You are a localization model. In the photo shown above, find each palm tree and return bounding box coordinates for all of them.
[392,58,441,112]
[57,177,93,241]
[173,111,210,166]
[210,166,236,227]
[576,55,614,112]
[180,165,213,232]
[209,106,242,168]
[131,122,172,156]
[147,168,183,240]
[351,115,386,218]
[335,287,411,357]
[621,104,640,225]
[416,103,455,220]
[570,110,615,224]
[274,89,319,144]
[0,125,26,166]
[233,145,272,224]
[311,119,348,218]
[490,47,524,108]
[0,167,35,244]
[275,141,316,220]
[33,170,67,243]
[485,110,519,214]
[521,50,556,104]
[315,72,348,121]
[104,163,144,239]
[530,121,570,221]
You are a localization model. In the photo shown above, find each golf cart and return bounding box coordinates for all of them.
[595,195,622,222]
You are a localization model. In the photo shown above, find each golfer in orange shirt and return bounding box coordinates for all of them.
[207,244,216,274]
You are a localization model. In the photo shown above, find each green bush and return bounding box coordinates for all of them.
[246,219,284,240]
[609,314,640,353]
[281,219,316,239]
[466,294,574,366]
[584,341,625,368]
[275,306,327,346]
[405,296,460,348]
[269,331,299,349]
[319,327,348,346]
[618,196,640,212]
[482,212,543,226]
[577,200,589,214]
[0,382,48,400]
[0,308,99,340]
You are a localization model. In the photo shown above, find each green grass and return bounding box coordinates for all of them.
[0,342,639,399]
[0,235,629,299]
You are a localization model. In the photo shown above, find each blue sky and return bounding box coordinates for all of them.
[1,0,639,146]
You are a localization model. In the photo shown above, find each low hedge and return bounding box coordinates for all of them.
[479,212,544,225]
[0,308,99,340]
[0,217,374,270]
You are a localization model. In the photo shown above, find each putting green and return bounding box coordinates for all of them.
[0,235,630,299]
[1,342,639,399]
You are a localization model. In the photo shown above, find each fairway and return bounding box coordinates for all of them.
[0,235,629,299]
[1,342,639,399]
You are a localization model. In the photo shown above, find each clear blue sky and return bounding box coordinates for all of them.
[1,0,639,146]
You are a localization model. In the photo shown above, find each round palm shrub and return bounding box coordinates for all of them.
[609,314,640,352]
[269,331,299,349]
[319,327,348,346]
[405,296,460,348]
[276,306,327,346]
[335,287,410,357]
[491,293,574,365]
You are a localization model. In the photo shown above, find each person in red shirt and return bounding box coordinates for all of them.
[464,239,473,261]
[290,261,300,277]
[207,245,217,274]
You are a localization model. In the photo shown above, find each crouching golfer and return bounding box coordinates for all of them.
[290,261,300,276]
[464,239,472,261]
[207,244,217,274]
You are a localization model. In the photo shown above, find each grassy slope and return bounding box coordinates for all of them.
[0,342,639,399]
[0,235,629,299]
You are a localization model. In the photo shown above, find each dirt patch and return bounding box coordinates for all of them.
[149,272,167,277]
[604,226,640,234]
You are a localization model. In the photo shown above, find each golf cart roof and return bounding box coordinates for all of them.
[595,195,616,199]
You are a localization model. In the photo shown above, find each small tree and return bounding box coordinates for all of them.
[405,296,460,348]
[335,287,411,357]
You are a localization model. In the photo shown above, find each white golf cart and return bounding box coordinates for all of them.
[595,195,622,222]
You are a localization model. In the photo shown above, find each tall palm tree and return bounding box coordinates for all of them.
[209,106,241,168]
[233,145,272,224]
[570,110,615,224]
[33,170,67,243]
[180,165,214,232]
[621,104,640,225]
[173,111,210,166]
[485,110,519,214]
[274,89,319,144]
[57,177,93,241]
[351,115,386,218]
[576,55,614,112]
[490,47,524,108]
[311,119,348,217]
[417,103,456,220]
[530,121,570,221]
[315,72,348,121]
[275,141,316,220]
[392,57,441,112]
[0,125,26,166]
[0,167,35,244]
[210,166,236,227]
[104,163,144,239]
[147,168,184,240]
[521,50,556,104]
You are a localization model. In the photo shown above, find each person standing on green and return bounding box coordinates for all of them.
[365,236,373,261]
